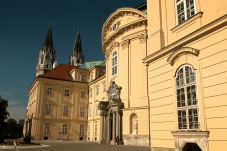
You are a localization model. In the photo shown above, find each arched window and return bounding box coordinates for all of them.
[130,113,138,134]
[79,124,84,136]
[175,64,199,130]
[41,54,44,64]
[112,51,117,76]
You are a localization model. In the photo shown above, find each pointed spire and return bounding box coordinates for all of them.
[69,26,84,66]
[43,18,53,49]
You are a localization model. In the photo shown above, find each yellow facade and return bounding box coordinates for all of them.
[24,66,89,140]
[24,0,227,150]
[143,0,227,150]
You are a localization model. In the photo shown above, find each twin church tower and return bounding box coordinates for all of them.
[36,21,84,77]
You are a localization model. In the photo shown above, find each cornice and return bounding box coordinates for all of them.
[102,18,147,52]
[143,14,227,64]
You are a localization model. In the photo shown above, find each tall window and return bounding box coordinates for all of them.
[112,51,117,75]
[89,89,92,97]
[94,123,97,136]
[175,65,199,130]
[79,125,84,136]
[63,105,69,116]
[47,88,53,95]
[95,104,99,115]
[103,83,106,92]
[87,124,90,136]
[44,123,50,135]
[81,74,86,81]
[81,92,85,98]
[45,104,51,115]
[80,106,85,117]
[62,124,68,135]
[96,86,99,95]
[175,0,196,25]
[64,90,70,96]
[89,106,92,117]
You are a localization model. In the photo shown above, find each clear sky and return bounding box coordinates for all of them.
[0,0,145,122]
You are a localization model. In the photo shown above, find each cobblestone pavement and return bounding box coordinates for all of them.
[0,140,151,151]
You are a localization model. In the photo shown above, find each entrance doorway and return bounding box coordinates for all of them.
[182,143,202,151]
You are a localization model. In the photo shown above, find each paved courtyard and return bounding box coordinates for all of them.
[0,140,151,151]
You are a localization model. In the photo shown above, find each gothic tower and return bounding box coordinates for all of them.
[69,26,84,66]
[36,21,56,77]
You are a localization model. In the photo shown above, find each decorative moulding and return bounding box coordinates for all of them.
[167,47,200,66]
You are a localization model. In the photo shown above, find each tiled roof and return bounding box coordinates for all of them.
[40,64,74,81]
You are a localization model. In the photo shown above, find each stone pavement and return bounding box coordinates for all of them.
[0,140,151,151]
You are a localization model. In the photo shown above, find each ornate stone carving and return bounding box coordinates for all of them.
[106,81,122,104]
[137,34,147,43]
[108,41,119,52]
[121,40,130,49]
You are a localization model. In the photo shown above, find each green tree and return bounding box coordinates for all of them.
[18,119,24,138]
[0,95,10,143]
[6,118,17,139]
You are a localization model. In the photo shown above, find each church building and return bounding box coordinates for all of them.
[24,0,227,151]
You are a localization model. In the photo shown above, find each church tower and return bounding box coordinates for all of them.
[69,26,84,66]
[36,20,56,77]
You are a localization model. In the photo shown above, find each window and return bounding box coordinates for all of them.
[87,124,90,136]
[79,125,84,136]
[81,92,85,98]
[95,104,99,115]
[64,90,70,96]
[90,73,93,81]
[62,124,68,135]
[96,86,99,95]
[112,51,117,75]
[175,65,198,130]
[89,106,92,117]
[81,74,86,81]
[63,105,69,116]
[47,88,53,95]
[103,83,106,92]
[80,106,85,117]
[44,123,50,135]
[112,23,117,31]
[89,89,92,97]
[45,104,51,115]
[175,0,196,25]
[94,123,97,136]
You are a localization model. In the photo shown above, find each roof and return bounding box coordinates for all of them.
[79,61,105,70]
[40,64,74,81]
[43,21,54,49]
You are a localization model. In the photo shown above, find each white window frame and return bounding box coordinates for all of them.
[175,0,196,25]
[94,123,97,136]
[96,86,99,95]
[45,104,51,115]
[79,125,84,136]
[62,124,68,135]
[81,74,86,81]
[89,89,92,97]
[112,51,117,76]
[44,123,50,135]
[80,106,85,117]
[81,92,86,98]
[95,104,99,115]
[175,64,199,130]
[89,106,92,117]
[47,88,53,95]
[64,90,70,96]
[87,124,90,136]
[63,105,69,116]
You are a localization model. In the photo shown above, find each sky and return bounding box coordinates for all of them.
[0,0,146,122]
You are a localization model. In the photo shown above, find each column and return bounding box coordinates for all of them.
[99,115,103,140]
[112,111,116,141]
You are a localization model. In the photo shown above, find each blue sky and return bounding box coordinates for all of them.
[0,0,145,122]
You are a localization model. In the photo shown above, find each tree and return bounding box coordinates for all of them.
[0,95,10,143]
[6,119,17,139]
[18,119,24,138]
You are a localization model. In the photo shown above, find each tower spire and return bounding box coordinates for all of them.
[36,19,56,77]
[69,26,84,66]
